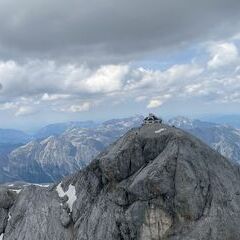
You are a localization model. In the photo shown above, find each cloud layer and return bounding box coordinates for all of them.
[0,0,240,62]
[1,39,240,118]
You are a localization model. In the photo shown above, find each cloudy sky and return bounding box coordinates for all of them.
[1,0,240,130]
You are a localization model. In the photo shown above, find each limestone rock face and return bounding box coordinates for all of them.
[2,123,240,239]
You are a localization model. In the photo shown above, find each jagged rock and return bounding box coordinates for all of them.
[2,123,240,239]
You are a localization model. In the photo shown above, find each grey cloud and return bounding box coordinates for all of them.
[0,0,240,62]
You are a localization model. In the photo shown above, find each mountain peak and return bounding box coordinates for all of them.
[2,123,240,239]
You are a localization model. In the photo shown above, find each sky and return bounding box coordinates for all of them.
[1,0,240,131]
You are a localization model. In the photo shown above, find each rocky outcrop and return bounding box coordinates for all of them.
[1,123,240,239]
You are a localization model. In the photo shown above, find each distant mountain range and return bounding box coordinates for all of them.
[203,114,240,128]
[0,115,240,183]
[0,116,143,183]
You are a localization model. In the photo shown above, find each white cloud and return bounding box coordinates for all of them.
[147,99,163,109]
[0,41,240,118]
[164,64,204,80]
[77,65,129,93]
[207,42,239,69]
[69,103,91,112]
[15,106,36,116]
[147,95,171,109]
[126,64,203,91]
[0,100,38,117]
[41,93,70,101]
[0,102,16,110]
[0,61,129,98]
[60,102,91,113]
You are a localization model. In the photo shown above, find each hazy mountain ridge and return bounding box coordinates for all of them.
[34,120,98,140]
[0,129,31,144]
[204,114,240,128]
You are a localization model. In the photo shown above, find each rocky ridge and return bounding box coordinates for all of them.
[1,123,240,239]
[169,116,240,162]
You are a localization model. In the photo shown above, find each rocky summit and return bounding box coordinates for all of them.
[1,123,240,239]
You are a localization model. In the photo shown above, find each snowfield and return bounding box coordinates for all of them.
[56,183,77,212]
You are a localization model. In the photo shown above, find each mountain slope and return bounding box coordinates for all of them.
[169,116,240,163]
[1,123,240,239]
[6,135,100,183]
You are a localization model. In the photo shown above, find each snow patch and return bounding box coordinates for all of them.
[56,183,77,212]
[155,128,166,134]
[56,182,65,198]
[0,233,4,240]
[11,189,21,194]
[31,184,49,188]
[8,213,11,221]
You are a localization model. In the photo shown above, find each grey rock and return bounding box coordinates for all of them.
[0,188,16,209]
[2,123,240,239]
[70,124,240,239]
[169,116,240,163]
[0,208,8,234]
[4,185,73,240]
[60,207,71,227]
